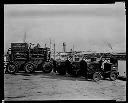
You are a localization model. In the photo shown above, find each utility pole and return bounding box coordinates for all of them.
[49,38,51,51]
[73,44,74,53]
[72,44,74,61]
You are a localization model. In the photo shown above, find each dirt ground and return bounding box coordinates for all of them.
[4,71,126,101]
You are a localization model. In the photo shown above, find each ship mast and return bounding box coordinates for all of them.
[23,31,27,43]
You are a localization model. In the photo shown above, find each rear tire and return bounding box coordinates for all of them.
[42,62,53,73]
[7,63,18,74]
[93,72,101,82]
[24,62,35,73]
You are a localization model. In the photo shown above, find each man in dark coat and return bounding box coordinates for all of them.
[110,55,118,69]
[51,58,57,73]
[65,57,71,75]
[110,56,118,65]
[80,57,87,78]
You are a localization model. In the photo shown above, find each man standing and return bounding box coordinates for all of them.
[110,55,118,65]
[65,57,71,75]
[80,57,87,78]
[52,58,57,73]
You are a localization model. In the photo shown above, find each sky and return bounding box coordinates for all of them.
[4,3,126,53]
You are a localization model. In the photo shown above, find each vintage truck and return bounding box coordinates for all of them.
[5,43,53,74]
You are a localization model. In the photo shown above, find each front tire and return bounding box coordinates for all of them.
[93,72,101,82]
[7,63,17,74]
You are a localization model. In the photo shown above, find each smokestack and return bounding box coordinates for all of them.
[54,42,55,60]
[63,42,66,52]
[23,32,27,43]
[49,38,51,51]
[45,44,46,48]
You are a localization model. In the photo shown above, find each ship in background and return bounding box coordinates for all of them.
[51,41,126,61]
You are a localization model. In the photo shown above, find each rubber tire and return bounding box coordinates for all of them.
[110,71,117,81]
[24,62,35,73]
[7,63,17,74]
[42,62,53,73]
[93,72,101,82]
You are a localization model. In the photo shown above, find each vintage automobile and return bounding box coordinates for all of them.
[83,57,119,81]
[54,56,119,81]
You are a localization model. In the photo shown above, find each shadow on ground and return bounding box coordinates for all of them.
[6,71,124,82]
[6,71,96,82]
[117,76,127,81]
